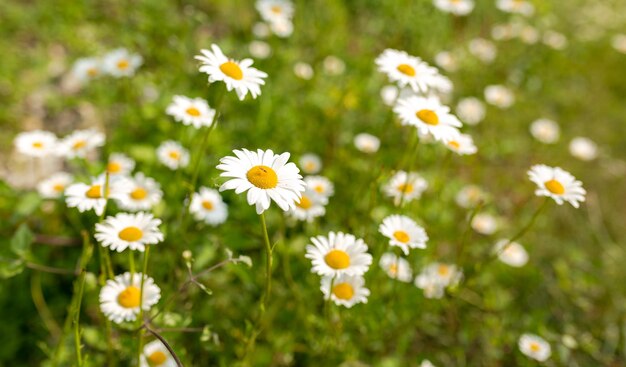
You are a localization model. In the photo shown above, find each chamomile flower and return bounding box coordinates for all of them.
[484,85,515,109]
[304,175,334,204]
[527,165,586,208]
[471,213,499,235]
[375,49,439,93]
[383,171,428,205]
[286,189,326,222]
[320,274,370,308]
[444,133,477,155]
[217,148,306,214]
[99,272,161,324]
[102,48,143,78]
[156,141,189,170]
[117,173,163,211]
[323,55,346,76]
[166,95,216,129]
[305,231,372,277]
[189,187,229,226]
[256,0,294,24]
[433,0,474,15]
[380,85,399,106]
[394,96,462,141]
[248,40,271,59]
[456,97,485,125]
[468,38,497,63]
[140,340,176,367]
[294,62,314,80]
[415,262,462,298]
[494,239,529,267]
[14,130,58,157]
[497,0,535,16]
[65,176,131,215]
[195,44,268,100]
[530,118,560,144]
[379,253,412,282]
[569,137,598,161]
[37,172,73,199]
[299,153,322,174]
[95,212,163,252]
[59,129,105,159]
[434,51,458,72]
[269,17,294,38]
[455,184,487,208]
[354,133,381,153]
[518,334,551,362]
[106,153,135,176]
[379,215,428,255]
[71,57,101,83]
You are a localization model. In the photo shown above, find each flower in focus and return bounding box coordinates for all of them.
[59,129,105,159]
[65,176,131,215]
[379,215,428,255]
[71,57,101,83]
[99,272,160,324]
[299,153,322,174]
[376,49,439,93]
[37,172,73,199]
[530,118,560,144]
[140,340,176,367]
[354,133,381,153]
[379,252,412,282]
[320,274,370,308]
[117,173,163,211]
[528,165,586,208]
[189,187,229,226]
[415,262,462,298]
[471,213,499,235]
[166,95,216,129]
[456,97,485,125]
[102,48,142,78]
[106,153,136,176]
[493,239,529,267]
[569,137,598,161]
[484,85,515,109]
[497,0,535,16]
[95,212,163,252]
[14,130,58,158]
[383,171,428,205]
[305,231,372,277]
[217,148,306,214]
[303,175,334,204]
[518,334,551,362]
[156,141,190,170]
[433,0,474,16]
[455,184,487,208]
[444,133,477,155]
[468,38,497,63]
[394,96,462,141]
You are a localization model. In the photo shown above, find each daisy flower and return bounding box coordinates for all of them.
[569,137,598,161]
[256,0,294,24]
[484,85,515,109]
[189,187,229,226]
[195,44,268,100]
[530,119,559,144]
[216,148,306,215]
[456,97,485,125]
[375,49,439,93]
[493,239,529,267]
[166,95,216,129]
[415,262,462,298]
[320,274,370,308]
[303,175,334,204]
[99,272,160,324]
[468,38,497,64]
[380,85,399,106]
[455,184,487,208]
[117,173,163,211]
[383,171,428,205]
[106,153,135,176]
[305,231,372,277]
[394,96,462,141]
[527,165,586,208]
[140,340,176,367]
[286,189,326,222]
[156,141,190,170]
[518,334,551,362]
[433,0,474,16]
[299,153,322,174]
[471,213,499,235]
[71,57,101,83]
[444,133,477,155]
[102,48,142,78]
[268,17,294,38]
[497,0,535,16]
[379,253,412,282]
[58,129,105,159]
[95,212,163,252]
[37,172,73,199]
[379,215,428,255]
[434,51,458,73]
[323,55,346,76]
[249,40,271,59]
[354,133,381,154]
[293,62,314,80]
[65,176,131,215]
[14,130,58,158]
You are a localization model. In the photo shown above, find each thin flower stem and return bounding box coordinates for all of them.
[456,203,483,265]
[260,213,273,309]
[129,251,135,282]
[144,324,184,367]
[137,245,151,367]
[506,198,550,246]
[71,232,94,367]
[30,272,62,340]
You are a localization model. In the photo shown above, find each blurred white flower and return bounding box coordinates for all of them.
[433,0,474,15]
[434,51,458,72]
[456,97,486,125]
[611,34,626,54]
[323,55,346,75]
[299,153,322,174]
[520,26,540,44]
[354,133,381,153]
[484,85,515,109]
[471,213,499,235]
[379,253,412,282]
[294,62,314,80]
[530,118,560,144]
[156,141,189,170]
[379,214,428,254]
[320,274,370,308]
[37,172,73,199]
[542,31,568,50]
[569,137,598,161]
[14,130,58,158]
[304,175,334,204]
[140,340,176,367]
[252,22,271,38]
[376,49,439,93]
[190,187,229,226]
[444,133,477,155]
[286,189,326,222]
[491,23,515,41]
[59,129,105,159]
[256,0,294,24]
[394,96,462,142]
[469,38,497,64]
[497,0,534,16]
[65,176,131,216]
[384,171,428,205]
[117,173,163,212]
[248,40,271,59]
[106,153,135,176]
[455,184,487,208]
[166,95,216,129]
[493,239,529,267]
[71,57,101,83]
[102,48,142,78]
[415,263,462,298]
[518,334,551,362]
[380,85,399,106]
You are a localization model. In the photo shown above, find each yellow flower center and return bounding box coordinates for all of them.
[438,264,449,276]
[118,226,143,242]
[271,5,282,13]
[305,162,316,171]
[389,263,398,275]
[324,249,351,269]
[416,109,439,126]
[32,141,44,149]
[393,230,410,243]
[219,61,243,80]
[529,342,541,352]
[117,59,129,70]
[130,188,148,200]
[332,283,354,300]
[544,179,565,195]
[246,165,278,189]
[117,286,141,308]
[202,200,214,210]
[314,185,324,193]
[107,161,121,173]
[296,195,312,209]
[397,183,414,194]
[396,63,416,76]
[185,107,201,117]
[87,68,98,77]
[85,185,103,199]
[72,140,87,150]
[168,150,180,160]
[448,141,460,149]
[147,350,168,366]
[53,184,65,192]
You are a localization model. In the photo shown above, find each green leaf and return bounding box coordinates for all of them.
[10,223,34,258]
[0,257,24,279]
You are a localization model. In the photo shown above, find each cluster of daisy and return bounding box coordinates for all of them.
[492,20,568,49]
[15,129,104,160]
[71,48,142,84]
[255,0,294,38]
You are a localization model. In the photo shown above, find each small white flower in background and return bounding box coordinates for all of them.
[569,137,598,161]
[95,212,164,252]
[195,44,268,100]
[189,187,229,226]
[528,165,586,208]
[497,0,535,16]
[468,38,497,64]
[354,133,381,153]
[384,171,428,205]
[323,55,346,76]
[379,253,412,282]
[217,148,306,214]
[71,57,101,83]
[156,140,190,170]
[420,360,436,367]
[455,184,487,208]
[612,34,626,54]
[530,118,560,144]
[379,215,428,255]
[65,176,131,216]
[484,85,515,109]
[37,172,73,199]
[428,74,454,98]
[140,339,176,367]
[380,85,399,106]
[394,96,462,142]
[518,334,551,362]
[299,153,322,174]
[99,272,160,324]
[376,49,439,94]
[320,274,370,308]
[252,22,271,38]
[456,97,486,125]
[102,48,142,78]
[117,173,163,211]
[256,0,294,24]
[520,26,540,44]
[304,175,334,204]
[269,17,294,38]
[493,239,529,267]
[542,31,568,50]
[293,62,314,80]
[433,0,474,16]
[306,231,372,277]
[166,95,216,129]
[106,153,135,176]
[444,133,477,155]
[415,262,462,298]
[286,188,326,222]
[59,129,105,159]
[14,130,58,158]
[471,213,499,235]
[248,40,271,59]
[434,51,458,72]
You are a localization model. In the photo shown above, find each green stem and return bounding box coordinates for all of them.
[129,251,135,282]
[72,232,94,367]
[260,213,273,309]
[506,198,550,246]
[137,245,151,367]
